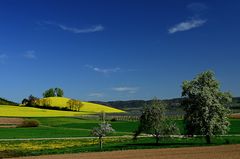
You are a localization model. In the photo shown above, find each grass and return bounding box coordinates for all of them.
[1,136,240,158]
[0,117,138,139]
[0,117,240,157]
[0,117,239,139]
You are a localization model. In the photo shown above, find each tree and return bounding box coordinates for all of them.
[22,95,38,106]
[182,71,232,144]
[43,87,64,98]
[67,99,83,111]
[91,123,115,150]
[134,98,179,144]
[55,88,64,97]
[43,88,55,98]
[41,98,52,107]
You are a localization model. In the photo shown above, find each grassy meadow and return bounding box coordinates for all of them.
[0,117,239,139]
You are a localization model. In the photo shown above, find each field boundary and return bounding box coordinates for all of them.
[1,134,240,141]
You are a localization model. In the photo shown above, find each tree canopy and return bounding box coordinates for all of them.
[43,88,64,98]
[182,71,232,144]
[134,98,179,144]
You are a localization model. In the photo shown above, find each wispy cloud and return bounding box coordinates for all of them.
[24,50,37,59]
[187,2,208,13]
[89,93,104,98]
[112,87,139,94]
[86,65,120,74]
[0,54,8,64]
[168,19,207,34]
[41,21,104,34]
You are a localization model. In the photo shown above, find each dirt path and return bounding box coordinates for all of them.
[12,144,240,159]
[0,117,23,128]
[0,118,23,125]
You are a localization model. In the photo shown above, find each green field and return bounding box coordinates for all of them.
[0,117,239,139]
[0,116,240,158]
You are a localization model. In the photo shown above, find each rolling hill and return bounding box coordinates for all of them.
[0,97,124,117]
[37,97,124,113]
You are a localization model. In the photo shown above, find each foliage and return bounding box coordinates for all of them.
[91,123,115,149]
[134,98,179,144]
[55,88,64,97]
[67,99,83,111]
[39,98,52,106]
[43,88,55,98]
[43,88,64,98]
[22,95,38,107]
[182,71,232,144]
[18,119,39,127]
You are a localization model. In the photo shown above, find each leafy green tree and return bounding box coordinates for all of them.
[43,87,64,98]
[55,88,64,97]
[91,123,115,150]
[134,98,179,144]
[182,71,232,144]
[43,88,55,98]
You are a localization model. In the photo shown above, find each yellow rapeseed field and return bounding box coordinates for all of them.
[0,97,124,117]
[0,105,88,117]
[38,97,124,113]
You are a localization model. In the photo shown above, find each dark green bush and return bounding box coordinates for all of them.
[19,119,39,127]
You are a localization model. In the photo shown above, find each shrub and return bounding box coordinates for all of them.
[110,118,117,122]
[19,119,39,127]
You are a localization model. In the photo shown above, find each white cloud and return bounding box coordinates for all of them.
[24,50,37,59]
[89,93,104,98]
[0,54,8,64]
[42,21,104,34]
[58,24,104,33]
[168,19,207,34]
[86,65,120,74]
[187,2,208,13]
[112,87,139,94]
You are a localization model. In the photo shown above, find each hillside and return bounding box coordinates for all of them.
[0,97,18,106]
[38,97,124,113]
[91,97,240,115]
[0,105,95,117]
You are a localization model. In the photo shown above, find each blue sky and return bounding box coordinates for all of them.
[0,0,240,102]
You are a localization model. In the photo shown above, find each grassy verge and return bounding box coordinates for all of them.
[0,136,240,158]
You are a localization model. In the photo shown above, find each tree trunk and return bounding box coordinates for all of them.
[156,135,160,145]
[206,135,211,144]
[99,137,103,150]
